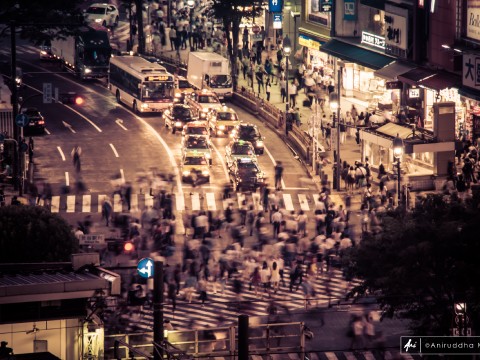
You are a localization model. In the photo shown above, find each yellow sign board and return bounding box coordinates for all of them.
[145,75,173,81]
[299,35,322,50]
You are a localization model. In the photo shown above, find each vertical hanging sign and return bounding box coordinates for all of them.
[320,0,333,12]
[269,0,284,13]
[344,0,356,20]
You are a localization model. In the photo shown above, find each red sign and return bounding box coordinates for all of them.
[252,25,260,34]
[472,106,480,116]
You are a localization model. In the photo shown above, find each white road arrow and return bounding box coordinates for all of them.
[115,118,128,131]
[62,121,76,133]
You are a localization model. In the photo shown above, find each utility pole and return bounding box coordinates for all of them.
[135,0,145,54]
[153,261,164,360]
[10,21,20,194]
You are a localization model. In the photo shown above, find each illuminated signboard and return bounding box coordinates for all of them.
[269,0,283,13]
[361,31,385,49]
[145,75,173,81]
[409,88,421,98]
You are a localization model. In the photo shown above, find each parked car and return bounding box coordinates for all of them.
[83,3,119,27]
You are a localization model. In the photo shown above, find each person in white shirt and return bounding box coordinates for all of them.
[260,261,271,298]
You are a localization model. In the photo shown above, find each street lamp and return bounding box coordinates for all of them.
[329,92,341,190]
[283,36,291,112]
[393,134,404,207]
[291,12,300,57]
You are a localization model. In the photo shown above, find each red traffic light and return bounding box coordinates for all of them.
[75,96,84,105]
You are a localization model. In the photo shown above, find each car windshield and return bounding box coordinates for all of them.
[86,6,106,15]
[83,49,110,66]
[217,112,237,121]
[238,126,259,139]
[232,144,253,155]
[198,95,219,104]
[172,107,192,118]
[178,80,192,89]
[185,137,209,149]
[238,162,259,175]
[186,127,208,135]
[142,81,175,101]
[184,157,207,165]
[210,75,232,88]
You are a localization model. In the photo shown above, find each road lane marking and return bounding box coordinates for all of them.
[113,194,122,212]
[131,194,138,211]
[206,192,216,211]
[57,146,65,161]
[65,172,69,186]
[109,143,119,157]
[283,187,310,190]
[191,193,200,211]
[237,193,245,209]
[252,192,263,210]
[264,145,286,189]
[120,168,125,182]
[283,193,294,211]
[298,194,310,211]
[51,196,60,213]
[66,195,75,213]
[62,121,76,133]
[45,128,51,135]
[82,195,91,213]
[145,194,154,208]
[98,194,107,213]
[175,193,185,211]
[210,143,230,181]
[116,118,128,130]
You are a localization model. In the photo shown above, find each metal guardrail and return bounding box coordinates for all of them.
[105,321,306,359]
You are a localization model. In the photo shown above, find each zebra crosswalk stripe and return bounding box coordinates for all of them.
[51,196,60,213]
[66,195,75,213]
[191,192,200,211]
[206,192,215,210]
[175,193,185,211]
[283,193,294,211]
[298,194,310,211]
[98,194,107,213]
[82,195,91,213]
[113,194,122,213]
[130,194,138,211]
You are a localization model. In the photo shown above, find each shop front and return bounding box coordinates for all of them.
[297,31,330,69]
[460,52,480,143]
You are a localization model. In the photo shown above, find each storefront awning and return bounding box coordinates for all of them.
[320,39,395,70]
[458,86,480,101]
[374,61,416,80]
[398,67,437,86]
[419,71,461,91]
[376,122,415,139]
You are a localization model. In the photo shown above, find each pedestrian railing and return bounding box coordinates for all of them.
[105,321,306,359]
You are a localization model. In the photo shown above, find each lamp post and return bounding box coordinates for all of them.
[454,302,470,336]
[283,36,291,112]
[393,134,404,207]
[329,92,341,190]
[291,12,300,57]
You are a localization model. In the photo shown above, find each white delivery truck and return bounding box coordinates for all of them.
[187,52,233,100]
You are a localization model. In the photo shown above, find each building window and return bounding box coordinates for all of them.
[306,0,331,27]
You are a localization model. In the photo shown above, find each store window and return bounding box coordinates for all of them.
[307,0,331,27]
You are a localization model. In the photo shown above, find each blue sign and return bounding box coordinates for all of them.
[137,257,154,278]
[268,0,283,13]
[20,142,28,152]
[273,13,283,29]
[15,114,29,128]
[0,133,4,143]
[344,0,356,20]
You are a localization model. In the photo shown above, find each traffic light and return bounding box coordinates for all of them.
[123,241,134,253]
[74,96,84,105]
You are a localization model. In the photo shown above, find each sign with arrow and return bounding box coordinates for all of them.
[15,114,29,128]
[137,257,154,278]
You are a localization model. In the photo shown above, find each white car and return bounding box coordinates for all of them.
[84,3,119,27]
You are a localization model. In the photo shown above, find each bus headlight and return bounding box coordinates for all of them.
[175,121,182,127]
[256,140,264,147]
[84,68,92,74]
[219,125,225,130]
[202,170,209,176]
[182,170,190,176]
[141,103,149,109]
[95,19,102,23]
[204,153,211,159]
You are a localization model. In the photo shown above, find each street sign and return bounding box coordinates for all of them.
[43,83,52,104]
[268,0,283,13]
[320,0,333,12]
[15,113,29,127]
[137,257,154,278]
[252,34,263,42]
[273,14,283,29]
[79,234,105,246]
[252,25,260,34]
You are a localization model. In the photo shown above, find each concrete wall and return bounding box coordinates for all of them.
[427,0,456,71]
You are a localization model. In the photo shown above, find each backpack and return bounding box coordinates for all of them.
[255,216,262,230]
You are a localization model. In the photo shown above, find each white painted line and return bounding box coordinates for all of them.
[237,193,245,209]
[109,143,120,157]
[66,195,75,213]
[44,128,51,135]
[252,192,263,211]
[324,353,338,360]
[57,146,65,161]
[113,193,122,212]
[283,187,310,190]
[145,194,154,208]
[264,145,286,189]
[175,193,185,211]
[51,196,60,213]
[82,195,91,213]
[283,193,294,211]
[191,192,201,211]
[120,168,125,182]
[65,172,69,187]
[98,195,107,213]
[116,118,128,130]
[131,194,138,210]
[62,121,76,133]
[298,194,310,211]
[206,192,216,211]
[210,143,230,181]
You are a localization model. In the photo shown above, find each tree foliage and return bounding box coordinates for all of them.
[0,205,78,263]
[0,0,85,44]
[210,0,262,90]
[347,194,480,335]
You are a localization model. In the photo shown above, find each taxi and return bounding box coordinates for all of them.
[233,123,265,155]
[181,134,213,165]
[182,120,210,139]
[208,105,241,137]
[186,89,223,116]
[181,151,210,183]
[174,76,194,104]
[163,103,196,134]
[225,140,257,168]
[228,157,266,192]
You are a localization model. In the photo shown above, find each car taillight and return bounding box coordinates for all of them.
[38,120,45,124]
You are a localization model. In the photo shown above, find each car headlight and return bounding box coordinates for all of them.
[182,170,191,176]
[84,68,92,74]
[175,121,182,127]
[256,141,264,147]
[204,153,211,159]
[95,18,102,23]
[202,170,209,176]
[141,103,149,109]
[219,125,225,130]
[40,50,47,55]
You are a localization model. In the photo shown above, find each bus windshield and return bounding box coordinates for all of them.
[84,49,110,66]
[142,81,174,101]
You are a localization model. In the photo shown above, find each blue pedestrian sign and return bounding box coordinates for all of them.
[137,257,154,278]
[15,114,29,128]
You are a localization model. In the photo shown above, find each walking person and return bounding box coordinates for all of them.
[280,76,287,103]
[71,145,82,173]
[274,161,284,190]
[255,65,266,94]
[101,198,113,227]
[260,261,271,298]
[265,78,271,102]
[169,25,177,51]
[270,261,280,293]
[28,137,34,164]
[289,81,297,107]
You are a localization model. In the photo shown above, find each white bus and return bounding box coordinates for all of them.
[109,55,175,113]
